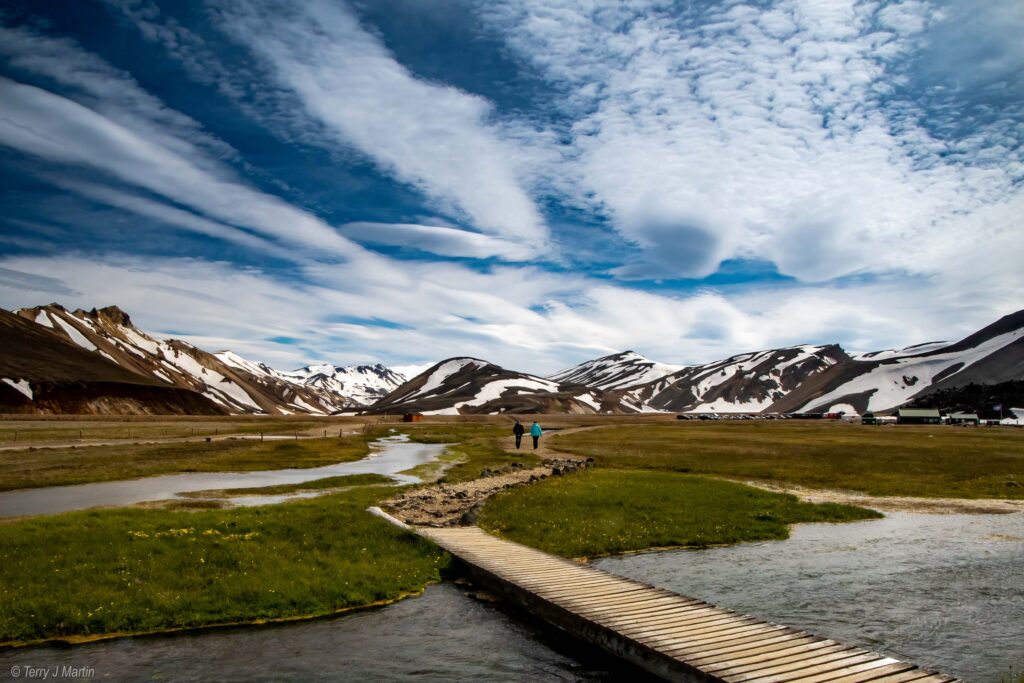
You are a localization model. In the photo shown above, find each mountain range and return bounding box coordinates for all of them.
[1,303,1021,416]
[2,304,406,415]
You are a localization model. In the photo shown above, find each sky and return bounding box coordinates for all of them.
[0,0,1021,375]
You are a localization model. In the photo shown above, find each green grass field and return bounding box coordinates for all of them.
[0,434,384,491]
[479,469,880,558]
[0,417,336,444]
[0,484,448,644]
[549,421,1024,499]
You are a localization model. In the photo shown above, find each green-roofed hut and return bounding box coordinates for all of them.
[896,408,941,424]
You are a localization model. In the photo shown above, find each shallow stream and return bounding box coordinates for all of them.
[596,511,1024,681]
[0,435,445,517]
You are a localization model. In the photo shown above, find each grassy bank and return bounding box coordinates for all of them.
[479,469,880,558]
[0,485,448,644]
[400,423,538,482]
[0,434,384,491]
[550,421,1024,499]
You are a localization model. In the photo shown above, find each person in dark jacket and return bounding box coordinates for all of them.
[530,421,543,450]
[512,419,525,449]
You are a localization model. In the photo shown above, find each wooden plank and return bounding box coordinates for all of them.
[562,592,689,612]
[705,643,854,675]
[596,598,709,619]
[524,578,634,594]
[725,652,886,683]
[618,611,749,638]
[658,623,791,654]
[792,661,919,683]
[630,618,770,651]
[692,636,832,668]
[603,604,724,627]
[864,671,949,683]
[670,631,816,661]
[556,592,679,614]
[535,582,655,601]
[581,603,716,631]
[761,655,901,683]
[620,614,751,646]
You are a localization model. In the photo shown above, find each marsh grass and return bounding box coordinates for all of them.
[0,435,384,491]
[479,469,881,558]
[0,486,448,644]
[550,421,1024,499]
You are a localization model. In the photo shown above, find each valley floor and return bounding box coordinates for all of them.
[1,415,1022,645]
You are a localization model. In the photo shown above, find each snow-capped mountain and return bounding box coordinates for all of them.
[625,345,849,413]
[546,309,1024,415]
[367,357,650,415]
[774,309,1024,415]
[0,307,222,415]
[14,304,404,415]
[6,302,1022,416]
[548,351,685,391]
[277,362,406,407]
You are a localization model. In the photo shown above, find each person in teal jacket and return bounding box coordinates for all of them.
[530,421,543,450]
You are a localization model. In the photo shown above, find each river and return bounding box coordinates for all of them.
[596,511,1024,681]
[0,435,445,518]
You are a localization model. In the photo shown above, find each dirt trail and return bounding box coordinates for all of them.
[741,479,1024,515]
[384,425,600,527]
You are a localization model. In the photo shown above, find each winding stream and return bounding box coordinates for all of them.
[0,435,445,518]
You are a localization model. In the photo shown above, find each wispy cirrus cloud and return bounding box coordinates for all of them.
[339,222,534,261]
[0,25,386,266]
[206,0,552,248]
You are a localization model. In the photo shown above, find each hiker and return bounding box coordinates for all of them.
[530,420,543,450]
[512,419,525,449]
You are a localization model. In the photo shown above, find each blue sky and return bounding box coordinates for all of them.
[0,0,1021,374]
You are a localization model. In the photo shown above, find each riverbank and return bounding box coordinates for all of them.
[0,484,449,646]
[477,468,881,559]
[0,433,386,491]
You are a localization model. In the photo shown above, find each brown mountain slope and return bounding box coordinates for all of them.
[0,308,223,415]
[15,304,358,415]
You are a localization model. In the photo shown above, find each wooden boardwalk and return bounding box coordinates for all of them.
[414,525,959,683]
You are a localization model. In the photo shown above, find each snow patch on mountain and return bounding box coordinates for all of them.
[797,328,1024,413]
[549,351,685,391]
[453,377,561,409]
[3,378,33,400]
[52,316,97,351]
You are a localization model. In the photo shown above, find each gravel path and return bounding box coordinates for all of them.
[383,425,600,527]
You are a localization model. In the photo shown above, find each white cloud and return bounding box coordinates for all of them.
[44,176,295,260]
[340,222,534,261]
[474,0,1024,286]
[2,252,1018,376]
[0,76,361,258]
[209,0,551,247]
[0,25,408,279]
